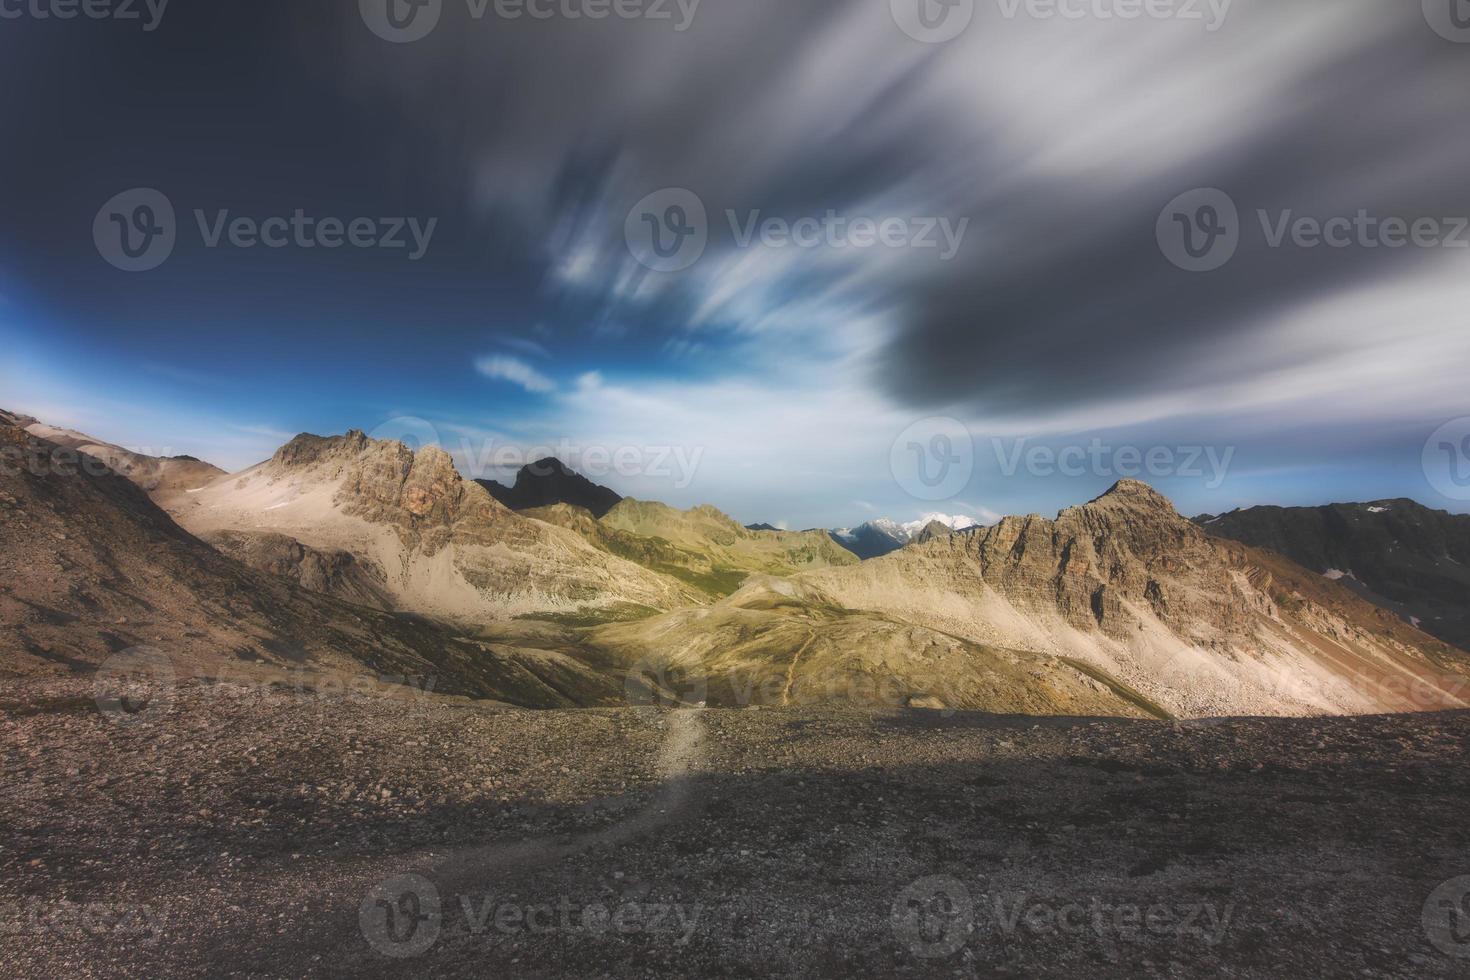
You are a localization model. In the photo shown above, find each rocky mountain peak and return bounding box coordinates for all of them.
[1092,478,1174,507]
[271,430,371,469]
[477,457,622,518]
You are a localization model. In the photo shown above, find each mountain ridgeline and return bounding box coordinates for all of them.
[477,458,623,518]
[4,410,1469,719]
[1197,500,1470,649]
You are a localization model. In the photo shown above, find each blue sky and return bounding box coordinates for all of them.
[3,1,1468,530]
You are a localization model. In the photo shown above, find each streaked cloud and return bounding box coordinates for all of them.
[475,355,556,394]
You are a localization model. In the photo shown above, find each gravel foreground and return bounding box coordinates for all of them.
[2,678,1469,978]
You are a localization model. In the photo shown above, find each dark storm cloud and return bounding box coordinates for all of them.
[883,9,1470,418]
[324,1,1470,429]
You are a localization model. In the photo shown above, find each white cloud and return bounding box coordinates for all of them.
[475,355,556,394]
[497,336,551,359]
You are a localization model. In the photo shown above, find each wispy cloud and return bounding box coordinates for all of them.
[498,336,551,359]
[475,355,556,394]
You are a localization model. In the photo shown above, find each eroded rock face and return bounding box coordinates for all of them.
[271,433,510,553]
[215,431,699,618]
[964,480,1252,646]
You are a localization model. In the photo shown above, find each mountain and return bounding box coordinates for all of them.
[596,481,1470,718]
[0,411,624,705]
[477,458,622,518]
[156,431,695,624]
[591,577,1162,717]
[830,514,979,560]
[12,407,1468,719]
[597,498,859,594]
[18,414,224,495]
[1197,500,1470,649]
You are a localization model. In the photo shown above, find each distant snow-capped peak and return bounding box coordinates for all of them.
[834,514,978,543]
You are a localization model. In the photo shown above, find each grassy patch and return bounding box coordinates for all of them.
[515,602,663,629]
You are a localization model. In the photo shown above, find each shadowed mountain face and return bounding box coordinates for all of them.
[477,458,622,518]
[1197,501,1470,649]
